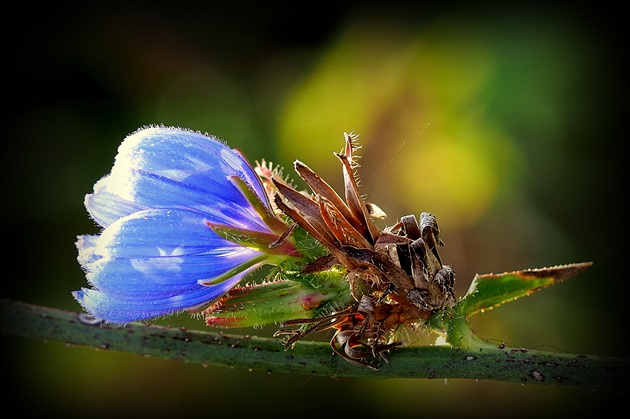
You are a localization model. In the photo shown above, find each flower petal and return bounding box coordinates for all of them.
[76,234,100,266]
[84,178,148,227]
[77,208,266,297]
[74,126,300,324]
[91,126,269,231]
[73,265,261,323]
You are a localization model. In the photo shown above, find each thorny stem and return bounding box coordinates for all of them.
[2,299,627,393]
[426,305,497,351]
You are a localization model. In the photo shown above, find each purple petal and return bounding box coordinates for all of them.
[73,264,261,323]
[78,208,265,294]
[74,208,269,322]
[88,126,269,231]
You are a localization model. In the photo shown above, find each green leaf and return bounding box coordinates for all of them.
[457,262,592,317]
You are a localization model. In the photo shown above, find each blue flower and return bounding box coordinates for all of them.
[74,126,298,323]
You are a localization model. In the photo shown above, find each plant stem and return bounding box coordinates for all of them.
[1,299,627,392]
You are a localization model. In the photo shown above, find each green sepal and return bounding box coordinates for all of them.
[197,254,269,286]
[206,222,302,261]
[228,175,287,233]
[203,271,353,328]
[286,224,330,262]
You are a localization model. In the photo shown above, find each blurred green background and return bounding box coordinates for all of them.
[4,2,626,417]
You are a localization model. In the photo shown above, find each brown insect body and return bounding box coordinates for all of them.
[271,132,456,368]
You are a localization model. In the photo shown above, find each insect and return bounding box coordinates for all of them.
[270,132,456,368]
